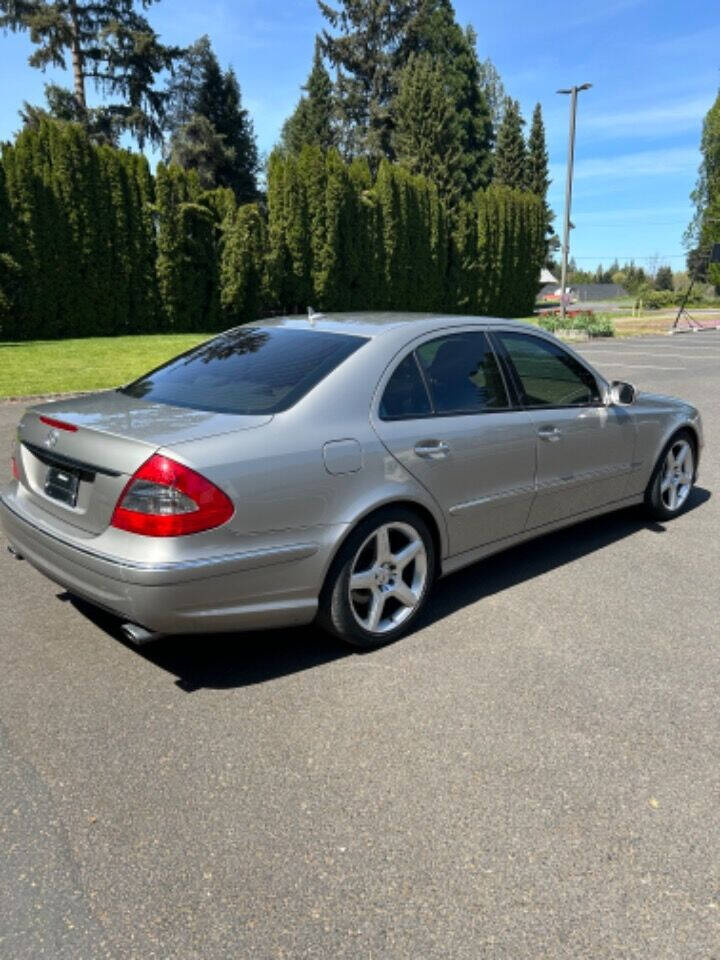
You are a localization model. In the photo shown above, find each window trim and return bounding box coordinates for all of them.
[377,329,516,422]
[488,329,607,412]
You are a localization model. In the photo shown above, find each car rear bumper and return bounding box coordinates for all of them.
[0,487,343,634]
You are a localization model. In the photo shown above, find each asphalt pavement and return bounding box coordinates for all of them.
[1,332,718,959]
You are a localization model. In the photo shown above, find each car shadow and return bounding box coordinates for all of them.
[67,487,711,692]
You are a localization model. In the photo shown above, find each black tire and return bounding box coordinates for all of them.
[318,506,436,649]
[644,429,696,521]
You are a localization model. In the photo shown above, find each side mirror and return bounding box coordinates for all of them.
[608,380,636,405]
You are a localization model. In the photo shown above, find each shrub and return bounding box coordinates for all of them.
[537,309,614,337]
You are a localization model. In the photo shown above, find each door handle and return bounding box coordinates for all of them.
[414,440,450,459]
[538,426,562,442]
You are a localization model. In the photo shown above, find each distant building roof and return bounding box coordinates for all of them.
[538,282,628,301]
[539,267,558,284]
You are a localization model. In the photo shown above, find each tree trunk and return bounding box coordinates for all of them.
[68,1,86,112]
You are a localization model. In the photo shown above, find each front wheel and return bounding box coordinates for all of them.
[645,431,696,521]
[318,508,436,649]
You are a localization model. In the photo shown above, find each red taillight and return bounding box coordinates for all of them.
[39,415,78,432]
[11,456,20,480]
[110,454,234,537]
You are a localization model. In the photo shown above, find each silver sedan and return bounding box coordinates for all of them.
[1,314,703,648]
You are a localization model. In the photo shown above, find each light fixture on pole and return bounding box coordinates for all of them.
[557,83,592,321]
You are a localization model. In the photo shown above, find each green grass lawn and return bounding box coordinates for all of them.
[0,333,212,399]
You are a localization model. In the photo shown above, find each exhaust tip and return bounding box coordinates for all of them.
[121,622,160,646]
[7,544,24,560]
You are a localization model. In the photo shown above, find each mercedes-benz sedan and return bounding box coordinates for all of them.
[1,314,703,648]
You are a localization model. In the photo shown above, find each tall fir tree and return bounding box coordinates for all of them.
[168,114,236,191]
[392,53,466,209]
[318,0,416,163]
[165,36,258,202]
[526,103,549,197]
[0,0,180,149]
[525,102,554,256]
[476,57,506,135]
[686,88,720,287]
[493,98,527,190]
[281,38,336,153]
[400,7,493,192]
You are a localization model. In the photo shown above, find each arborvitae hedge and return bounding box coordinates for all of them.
[0,122,545,340]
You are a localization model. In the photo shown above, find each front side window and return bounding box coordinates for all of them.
[121,327,368,415]
[415,332,509,415]
[495,332,601,407]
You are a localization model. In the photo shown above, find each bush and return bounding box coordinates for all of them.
[538,309,614,337]
[638,289,675,310]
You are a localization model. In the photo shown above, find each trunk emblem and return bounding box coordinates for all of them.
[44,428,59,450]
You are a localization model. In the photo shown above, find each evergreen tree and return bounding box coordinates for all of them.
[168,114,235,191]
[0,0,180,149]
[654,265,674,291]
[0,162,20,330]
[318,0,416,163]
[686,88,720,287]
[281,38,336,153]
[526,103,549,196]
[166,36,258,201]
[392,53,465,209]
[400,8,493,192]
[476,57,506,134]
[220,203,267,325]
[20,83,117,144]
[265,151,312,312]
[525,102,554,255]
[297,144,329,301]
[155,163,221,331]
[493,98,526,190]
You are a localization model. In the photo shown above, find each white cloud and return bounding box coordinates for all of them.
[582,98,711,137]
[550,147,699,181]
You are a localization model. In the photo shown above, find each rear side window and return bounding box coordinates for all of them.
[379,353,432,420]
[121,327,368,415]
[495,331,600,407]
[416,332,509,414]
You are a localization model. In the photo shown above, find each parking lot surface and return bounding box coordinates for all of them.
[1,332,718,959]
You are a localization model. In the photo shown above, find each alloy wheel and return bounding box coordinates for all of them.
[347,521,428,635]
[660,439,693,512]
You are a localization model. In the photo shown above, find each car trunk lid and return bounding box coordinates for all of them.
[15,391,271,534]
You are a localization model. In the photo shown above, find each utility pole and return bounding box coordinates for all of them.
[557,83,592,321]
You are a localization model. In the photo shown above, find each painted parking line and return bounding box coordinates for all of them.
[590,363,685,371]
[581,351,720,360]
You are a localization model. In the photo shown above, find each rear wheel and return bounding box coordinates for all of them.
[645,431,695,521]
[319,507,436,648]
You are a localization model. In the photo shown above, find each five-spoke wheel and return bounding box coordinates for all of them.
[646,430,696,520]
[319,508,435,647]
[347,521,428,635]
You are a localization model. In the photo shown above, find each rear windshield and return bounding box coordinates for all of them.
[120,327,368,415]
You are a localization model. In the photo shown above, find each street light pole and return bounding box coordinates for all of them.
[557,83,591,321]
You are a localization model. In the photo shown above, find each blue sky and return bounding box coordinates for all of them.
[1,0,718,271]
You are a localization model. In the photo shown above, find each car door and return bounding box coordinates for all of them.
[492,329,637,529]
[371,330,537,557]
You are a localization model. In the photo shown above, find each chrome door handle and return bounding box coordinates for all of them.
[414,440,450,459]
[538,426,562,442]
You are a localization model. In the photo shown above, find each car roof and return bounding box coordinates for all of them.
[252,312,536,339]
